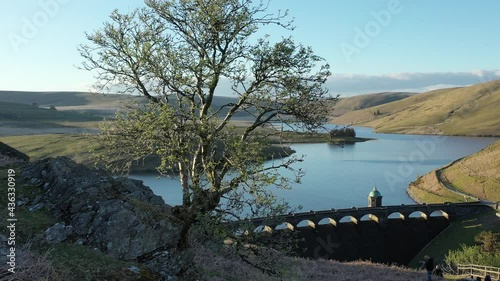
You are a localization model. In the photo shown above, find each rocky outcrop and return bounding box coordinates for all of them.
[0,141,29,166]
[21,156,180,260]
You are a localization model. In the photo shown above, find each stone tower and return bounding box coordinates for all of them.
[368,186,382,207]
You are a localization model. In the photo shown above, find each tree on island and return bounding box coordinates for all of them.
[330,126,356,138]
[79,0,332,274]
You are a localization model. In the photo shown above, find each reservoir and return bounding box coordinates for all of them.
[132,127,498,211]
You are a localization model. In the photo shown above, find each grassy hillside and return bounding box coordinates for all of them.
[409,208,500,269]
[332,80,500,136]
[0,90,131,107]
[0,90,139,117]
[408,140,500,203]
[0,101,103,136]
[0,90,414,121]
[329,92,415,117]
[407,171,466,204]
[0,134,100,165]
[441,140,500,202]
[0,91,249,119]
[0,132,299,172]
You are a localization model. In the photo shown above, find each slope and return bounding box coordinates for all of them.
[328,92,415,117]
[332,80,500,136]
[408,140,500,203]
[440,140,500,202]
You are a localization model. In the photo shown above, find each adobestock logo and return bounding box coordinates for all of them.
[340,0,409,63]
[7,0,71,53]
[384,135,448,191]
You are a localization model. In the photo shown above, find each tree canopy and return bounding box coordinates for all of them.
[79,0,333,245]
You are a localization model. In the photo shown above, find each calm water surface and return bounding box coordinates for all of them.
[132,127,498,211]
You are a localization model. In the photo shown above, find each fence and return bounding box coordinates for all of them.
[457,264,500,280]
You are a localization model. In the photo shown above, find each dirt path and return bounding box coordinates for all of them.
[436,168,496,207]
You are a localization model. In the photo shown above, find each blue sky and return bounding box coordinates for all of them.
[1,0,499,95]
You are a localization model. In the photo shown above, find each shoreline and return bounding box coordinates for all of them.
[330,122,500,138]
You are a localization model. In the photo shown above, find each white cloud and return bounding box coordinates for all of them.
[326,70,500,96]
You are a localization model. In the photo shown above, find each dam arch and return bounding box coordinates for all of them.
[297,220,316,229]
[360,214,380,223]
[275,222,294,231]
[388,212,405,220]
[430,210,449,219]
[339,216,358,224]
[318,217,337,226]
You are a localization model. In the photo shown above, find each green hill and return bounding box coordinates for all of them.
[332,80,500,136]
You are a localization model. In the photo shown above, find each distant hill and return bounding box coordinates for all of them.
[0,91,245,135]
[0,101,102,122]
[0,90,246,117]
[0,101,103,136]
[0,91,137,117]
[329,92,416,117]
[332,80,500,136]
[408,140,500,203]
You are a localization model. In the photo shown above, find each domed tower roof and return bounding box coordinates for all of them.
[368,186,382,198]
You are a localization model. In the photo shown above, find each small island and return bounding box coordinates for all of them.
[329,126,374,144]
[271,126,374,144]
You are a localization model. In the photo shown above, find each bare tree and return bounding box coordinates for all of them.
[79,0,333,251]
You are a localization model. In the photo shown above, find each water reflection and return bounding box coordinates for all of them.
[131,127,498,211]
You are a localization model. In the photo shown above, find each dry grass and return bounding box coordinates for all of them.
[329,92,414,117]
[408,141,500,204]
[332,80,500,136]
[441,140,500,202]
[193,243,444,281]
[0,134,101,165]
[408,171,465,204]
[0,245,68,281]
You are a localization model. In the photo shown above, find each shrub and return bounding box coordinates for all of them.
[329,127,356,138]
[445,243,500,268]
[475,231,500,253]
[5,245,68,281]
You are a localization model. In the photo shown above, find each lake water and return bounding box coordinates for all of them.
[131,127,498,211]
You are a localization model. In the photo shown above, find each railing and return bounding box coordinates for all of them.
[457,264,500,280]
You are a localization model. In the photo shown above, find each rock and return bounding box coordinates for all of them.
[45,223,74,244]
[142,249,175,280]
[115,177,165,206]
[0,141,30,166]
[22,156,181,260]
[0,235,7,257]
[28,202,45,212]
[128,265,141,274]
[16,197,29,207]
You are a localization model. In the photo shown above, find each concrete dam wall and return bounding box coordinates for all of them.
[248,202,491,265]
